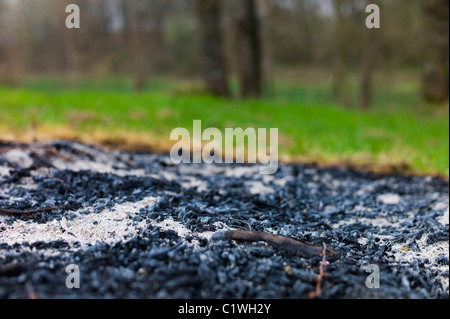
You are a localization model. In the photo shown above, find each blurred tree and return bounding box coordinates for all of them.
[165,3,202,75]
[331,0,350,107]
[124,0,149,91]
[234,0,262,98]
[359,29,376,110]
[61,0,81,87]
[196,0,230,97]
[422,0,449,103]
[262,0,329,71]
[359,0,379,110]
[1,0,445,109]
[257,0,274,97]
[0,0,7,84]
[123,0,172,90]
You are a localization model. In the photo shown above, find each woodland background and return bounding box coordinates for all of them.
[0,0,448,176]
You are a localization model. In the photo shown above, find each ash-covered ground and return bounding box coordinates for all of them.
[0,140,448,299]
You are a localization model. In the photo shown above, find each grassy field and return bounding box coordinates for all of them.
[0,72,448,177]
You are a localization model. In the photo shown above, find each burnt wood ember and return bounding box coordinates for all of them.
[0,205,68,215]
[0,140,448,299]
[213,230,339,260]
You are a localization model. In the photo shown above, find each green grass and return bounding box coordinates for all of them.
[0,74,448,177]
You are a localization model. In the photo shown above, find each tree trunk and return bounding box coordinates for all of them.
[61,1,79,89]
[359,10,377,110]
[196,0,230,98]
[235,0,262,98]
[422,0,449,103]
[257,0,273,98]
[122,0,149,92]
[332,0,350,107]
[360,56,374,110]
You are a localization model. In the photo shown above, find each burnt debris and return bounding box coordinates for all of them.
[0,140,448,299]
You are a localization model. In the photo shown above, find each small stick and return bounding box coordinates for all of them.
[0,144,71,161]
[222,217,252,231]
[215,230,339,260]
[26,281,39,299]
[43,170,67,186]
[309,243,329,298]
[0,205,67,215]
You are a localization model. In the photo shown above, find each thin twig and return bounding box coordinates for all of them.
[222,217,252,231]
[0,144,71,162]
[0,145,28,153]
[42,145,72,161]
[42,170,67,186]
[26,281,39,299]
[0,261,31,275]
[216,230,339,260]
[309,243,329,299]
[0,205,67,215]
